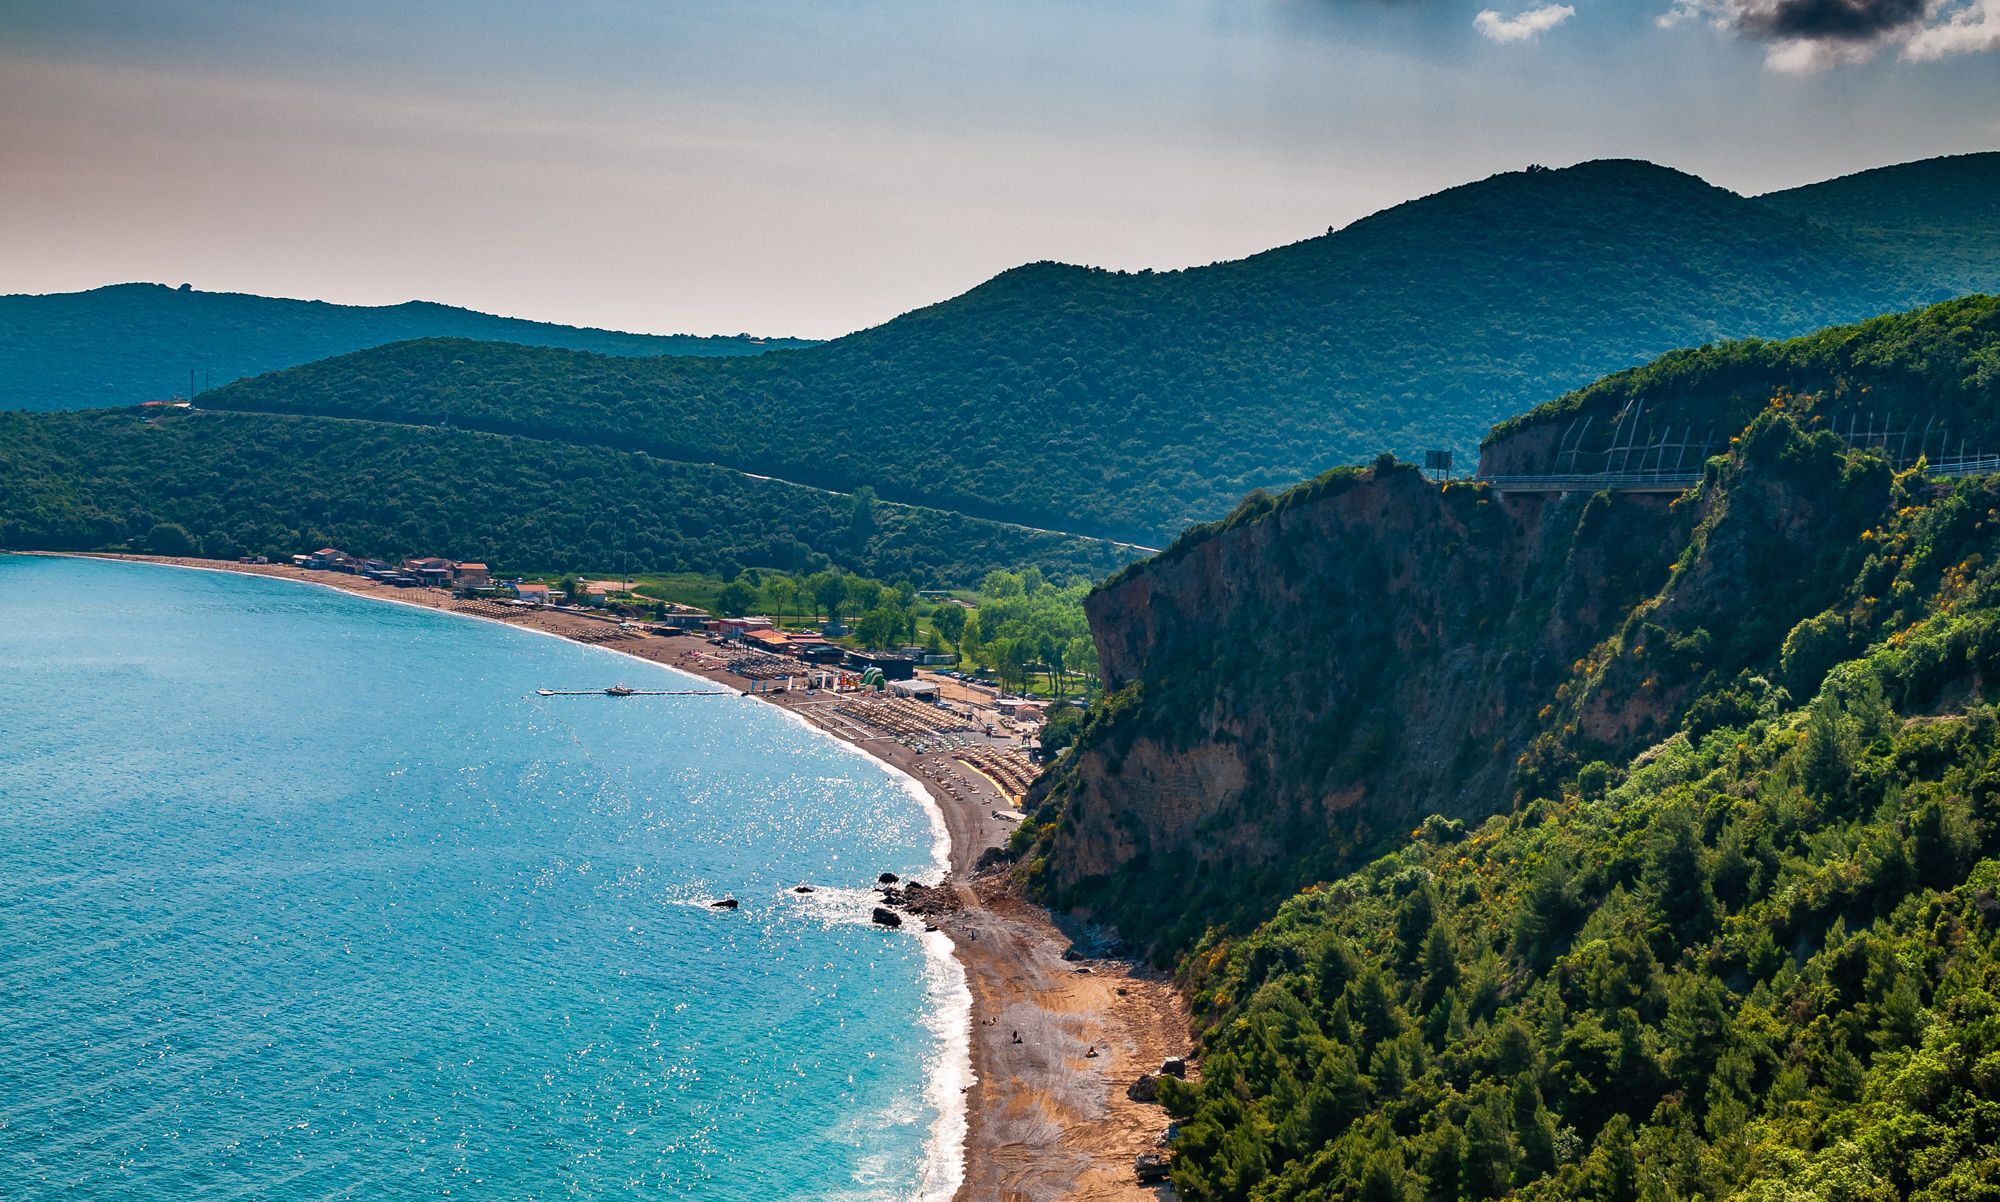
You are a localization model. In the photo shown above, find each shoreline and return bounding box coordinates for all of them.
[29,553,1187,1202]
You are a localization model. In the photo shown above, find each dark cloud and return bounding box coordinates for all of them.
[1736,0,1930,41]
[1660,0,2000,70]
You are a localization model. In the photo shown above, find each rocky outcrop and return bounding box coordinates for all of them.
[1026,457,1691,954]
[879,878,961,919]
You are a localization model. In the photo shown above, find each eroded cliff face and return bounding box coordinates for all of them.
[1025,460,1689,953]
[1025,413,1904,958]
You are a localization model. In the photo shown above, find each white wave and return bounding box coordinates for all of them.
[909,922,972,1202]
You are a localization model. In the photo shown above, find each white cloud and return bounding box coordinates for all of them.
[1474,3,1577,42]
[1901,0,2000,59]
[1763,36,1883,71]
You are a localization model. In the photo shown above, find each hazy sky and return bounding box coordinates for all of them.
[2,0,1994,338]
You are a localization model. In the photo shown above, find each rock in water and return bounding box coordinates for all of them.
[870,906,903,928]
[877,872,900,885]
[711,897,739,910]
[793,884,815,894]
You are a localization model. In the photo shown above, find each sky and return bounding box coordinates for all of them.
[1,0,1994,339]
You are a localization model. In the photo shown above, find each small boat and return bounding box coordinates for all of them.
[537,688,556,697]
[605,684,637,696]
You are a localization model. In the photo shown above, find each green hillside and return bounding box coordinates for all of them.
[1011,297,2000,1199]
[203,158,2000,545]
[0,408,1131,585]
[1482,293,2000,463]
[0,283,815,413]
[1153,428,2000,1201]
[1762,153,2000,297]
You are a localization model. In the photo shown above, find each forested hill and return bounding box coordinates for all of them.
[0,408,1131,586]
[1762,152,2000,296]
[204,156,2000,545]
[1013,295,2000,1198]
[1481,293,2000,474]
[0,283,816,412]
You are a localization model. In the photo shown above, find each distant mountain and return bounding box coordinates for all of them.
[1761,152,2000,295]
[202,156,2000,545]
[0,283,816,412]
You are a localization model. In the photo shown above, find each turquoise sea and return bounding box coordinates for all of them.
[0,556,965,1200]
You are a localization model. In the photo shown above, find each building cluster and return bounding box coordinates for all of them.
[290,547,493,591]
[282,548,1042,730]
[707,614,922,683]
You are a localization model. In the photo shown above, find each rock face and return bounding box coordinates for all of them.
[1028,410,1902,957]
[1028,458,1686,952]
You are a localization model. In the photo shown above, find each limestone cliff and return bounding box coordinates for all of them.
[1023,458,1688,954]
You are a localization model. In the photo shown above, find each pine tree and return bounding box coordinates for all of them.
[1580,1114,1639,1202]
[1423,1123,1468,1202]
[1462,1094,1518,1200]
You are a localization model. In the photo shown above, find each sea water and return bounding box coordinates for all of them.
[0,556,966,1200]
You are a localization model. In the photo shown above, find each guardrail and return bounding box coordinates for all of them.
[1929,457,2000,479]
[1473,472,1702,493]
[1477,457,2000,495]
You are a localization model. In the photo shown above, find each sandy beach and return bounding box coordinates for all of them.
[43,553,1188,1201]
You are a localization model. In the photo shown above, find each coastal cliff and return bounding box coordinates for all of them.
[1088,295,2000,1202]
[1020,458,1688,954]
[1022,295,2000,960]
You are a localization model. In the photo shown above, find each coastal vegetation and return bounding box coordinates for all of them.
[0,408,1133,586]
[1010,295,2000,1198]
[1024,297,2000,951]
[1155,460,2000,1200]
[0,283,813,413]
[197,157,2000,545]
[955,570,1099,698]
